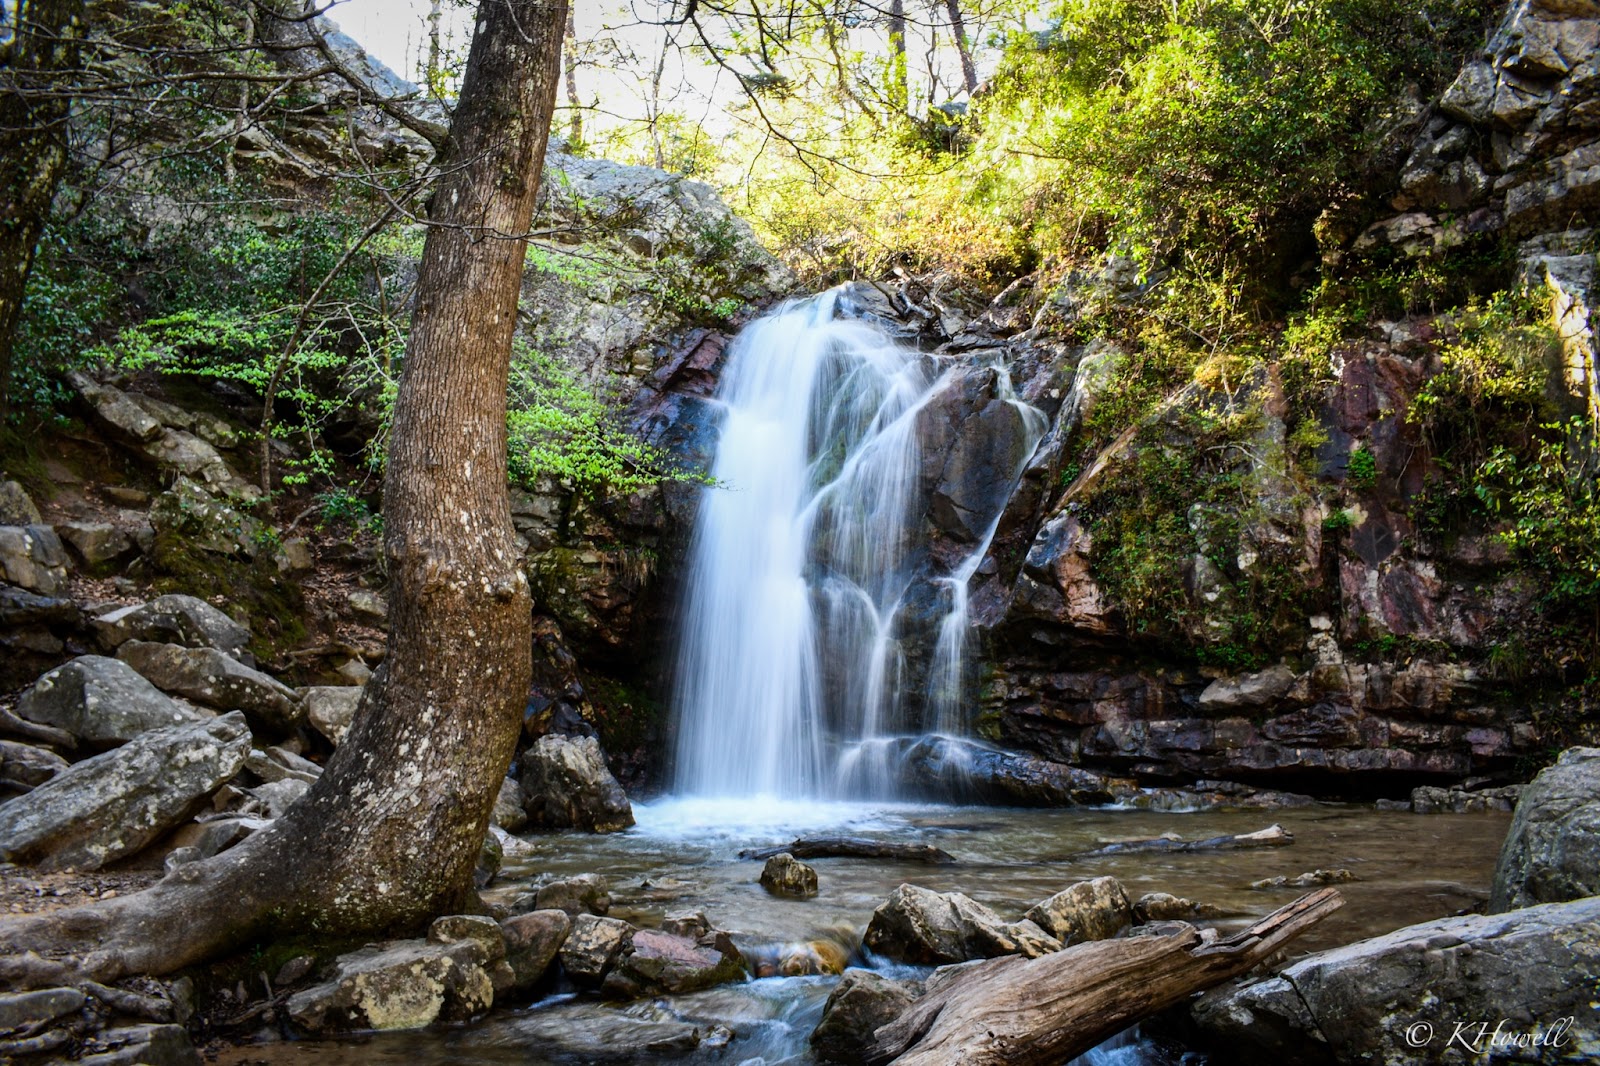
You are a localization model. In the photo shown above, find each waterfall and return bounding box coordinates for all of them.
[672,289,1043,800]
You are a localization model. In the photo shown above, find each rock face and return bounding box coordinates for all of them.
[1191,897,1600,1064]
[285,938,495,1033]
[760,853,819,898]
[92,595,251,659]
[0,713,251,869]
[0,525,69,595]
[1490,746,1600,912]
[863,883,1061,965]
[1023,876,1133,945]
[15,655,207,747]
[811,969,923,1066]
[519,734,635,832]
[117,641,300,733]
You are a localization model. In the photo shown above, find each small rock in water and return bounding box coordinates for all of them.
[529,873,611,916]
[760,852,819,898]
[1250,869,1358,890]
[660,910,711,940]
[558,914,633,985]
[811,968,923,1066]
[1134,892,1224,922]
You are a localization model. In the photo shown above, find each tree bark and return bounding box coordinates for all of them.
[563,5,582,146]
[887,0,908,114]
[0,0,563,983]
[943,0,977,94]
[0,0,88,420]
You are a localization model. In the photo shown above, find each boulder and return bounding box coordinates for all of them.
[244,746,322,785]
[0,739,70,792]
[347,589,388,622]
[530,873,611,916]
[492,775,526,832]
[811,969,923,1066]
[1024,876,1133,945]
[15,655,208,747]
[57,521,136,567]
[92,595,251,659]
[1410,783,1521,814]
[760,852,819,898]
[557,914,634,985]
[897,736,1117,806]
[0,713,251,870]
[1491,746,1600,912]
[117,641,300,733]
[68,371,163,443]
[0,986,86,1031]
[1190,897,1600,1064]
[519,733,634,832]
[500,909,571,993]
[0,525,68,595]
[863,883,1061,965]
[0,481,43,525]
[285,939,494,1033]
[0,583,78,629]
[601,928,747,998]
[428,915,506,962]
[148,477,265,557]
[302,685,362,745]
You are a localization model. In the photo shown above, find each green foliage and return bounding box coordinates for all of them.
[1346,443,1377,489]
[315,486,382,537]
[1477,422,1600,624]
[506,341,693,496]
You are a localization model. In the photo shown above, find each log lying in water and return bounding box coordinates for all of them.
[739,838,956,864]
[866,888,1344,1066]
[1079,823,1293,858]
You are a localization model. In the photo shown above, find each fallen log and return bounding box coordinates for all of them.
[1078,823,1292,858]
[740,837,955,864]
[865,888,1344,1066]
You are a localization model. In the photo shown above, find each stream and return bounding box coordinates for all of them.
[218,798,1509,1065]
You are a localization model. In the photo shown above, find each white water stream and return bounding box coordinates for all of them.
[672,289,1044,801]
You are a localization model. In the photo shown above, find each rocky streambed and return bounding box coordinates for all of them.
[210,799,1512,1065]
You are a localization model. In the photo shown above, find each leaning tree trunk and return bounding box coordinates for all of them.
[0,0,564,983]
[0,0,88,420]
[943,0,978,94]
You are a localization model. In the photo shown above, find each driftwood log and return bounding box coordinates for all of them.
[865,888,1344,1065]
[1078,823,1293,858]
[740,837,956,864]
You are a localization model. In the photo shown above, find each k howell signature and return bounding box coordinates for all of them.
[1404,1016,1576,1053]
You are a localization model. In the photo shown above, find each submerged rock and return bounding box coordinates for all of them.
[0,713,251,870]
[1249,869,1357,890]
[760,853,819,898]
[285,938,494,1033]
[811,968,923,1065]
[1024,876,1133,945]
[1190,896,1600,1064]
[1491,746,1600,912]
[1133,892,1223,922]
[520,734,634,832]
[863,883,1061,965]
[15,655,207,747]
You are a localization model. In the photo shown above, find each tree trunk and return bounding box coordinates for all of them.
[0,0,88,420]
[564,5,582,147]
[867,889,1345,1065]
[943,0,977,94]
[887,0,908,114]
[0,0,563,983]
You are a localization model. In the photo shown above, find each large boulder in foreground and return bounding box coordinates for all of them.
[863,883,1061,965]
[0,713,251,870]
[1190,896,1600,1064]
[1490,746,1600,912]
[91,594,252,660]
[15,655,208,747]
[520,734,634,832]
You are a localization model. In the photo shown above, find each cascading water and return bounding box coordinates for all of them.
[672,288,1044,801]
